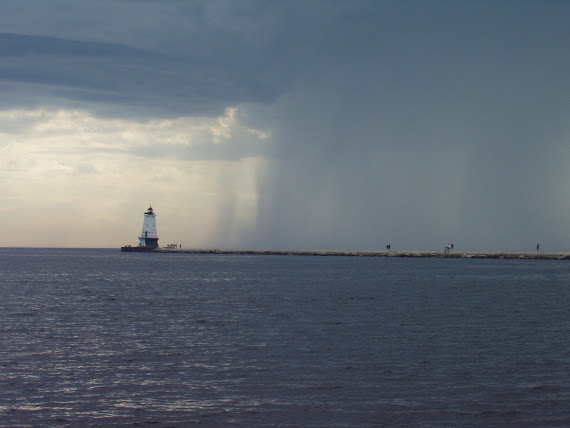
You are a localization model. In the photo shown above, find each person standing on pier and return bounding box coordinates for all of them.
[537,243,540,251]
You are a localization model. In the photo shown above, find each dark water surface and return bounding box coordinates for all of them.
[1,248,569,427]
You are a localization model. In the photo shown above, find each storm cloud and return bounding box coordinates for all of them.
[249,1,570,251]
[0,0,568,250]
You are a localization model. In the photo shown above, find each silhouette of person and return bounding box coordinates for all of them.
[537,243,540,251]
[386,244,391,250]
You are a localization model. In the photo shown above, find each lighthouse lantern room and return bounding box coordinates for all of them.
[138,206,159,248]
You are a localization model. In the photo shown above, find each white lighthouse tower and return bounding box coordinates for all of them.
[138,206,159,248]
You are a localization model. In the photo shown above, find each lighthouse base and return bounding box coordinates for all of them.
[121,245,158,253]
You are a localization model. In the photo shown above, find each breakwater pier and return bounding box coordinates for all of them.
[154,248,570,260]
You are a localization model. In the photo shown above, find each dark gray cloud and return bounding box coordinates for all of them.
[0,1,350,116]
[0,1,410,116]
[1,0,568,250]
[244,1,570,251]
[0,31,276,117]
[0,32,156,58]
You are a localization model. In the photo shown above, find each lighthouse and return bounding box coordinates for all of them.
[138,206,159,248]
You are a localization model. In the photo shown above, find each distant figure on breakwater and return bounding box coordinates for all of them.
[386,244,391,250]
[537,243,540,251]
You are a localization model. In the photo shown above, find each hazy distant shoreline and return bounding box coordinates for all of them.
[154,248,570,260]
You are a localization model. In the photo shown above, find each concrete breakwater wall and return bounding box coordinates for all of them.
[154,248,570,260]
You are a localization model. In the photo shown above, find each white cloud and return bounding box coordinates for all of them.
[0,106,268,247]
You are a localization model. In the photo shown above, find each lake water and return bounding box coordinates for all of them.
[1,248,569,427]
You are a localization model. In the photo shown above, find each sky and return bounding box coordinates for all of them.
[0,0,568,251]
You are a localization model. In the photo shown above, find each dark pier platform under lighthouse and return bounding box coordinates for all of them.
[121,206,160,252]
